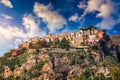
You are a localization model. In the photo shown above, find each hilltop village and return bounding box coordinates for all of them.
[11,26,107,56]
[1,26,120,80]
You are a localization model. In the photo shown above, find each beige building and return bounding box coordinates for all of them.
[29,37,40,43]
[22,41,30,49]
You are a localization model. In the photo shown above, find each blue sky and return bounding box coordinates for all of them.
[0,0,120,56]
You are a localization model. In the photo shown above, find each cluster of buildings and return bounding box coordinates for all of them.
[41,28,106,47]
[10,28,107,56]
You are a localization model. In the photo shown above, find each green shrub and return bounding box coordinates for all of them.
[34,61,47,70]
[0,76,4,80]
[75,74,87,80]
[93,76,99,80]
[105,76,112,80]
[83,69,91,78]
[60,37,69,50]
[18,52,28,65]
[8,57,19,71]
[0,66,3,74]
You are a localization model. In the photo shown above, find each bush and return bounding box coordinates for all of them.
[4,52,11,58]
[105,77,112,80]
[26,61,47,78]
[18,52,28,65]
[70,60,75,66]
[83,69,91,78]
[91,44,99,50]
[60,37,69,50]
[102,56,117,67]
[68,51,85,66]
[75,74,87,80]
[0,76,4,80]
[93,76,99,80]
[8,57,19,71]
[0,66,3,74]
[34,61,47,70]
[20,47,26,54]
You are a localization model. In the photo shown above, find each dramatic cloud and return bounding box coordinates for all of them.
[0,17,26,55]
[69,13,79,22]
[96,0,120,29]
[1,14,13,20]
[22,14,46,38]
[78,0,103,20]
[96,17,116,29]
[0,25,26,41]
[96,3,113,18]
[0,0,13,8]
[0,13,47,56]
[78,0,120,29]
[34,2,66,33]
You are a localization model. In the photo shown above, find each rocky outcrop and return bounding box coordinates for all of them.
[0,37,120,80]
[3,66,13,78]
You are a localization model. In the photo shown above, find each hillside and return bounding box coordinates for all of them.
[0,29,120,80]
[111,35,120,45]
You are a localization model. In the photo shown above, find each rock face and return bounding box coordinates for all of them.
[111,35,120,45]
[3,66,13,78]
[0,36,120,80]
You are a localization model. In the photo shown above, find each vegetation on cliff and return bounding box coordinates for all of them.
[0,30,120,80]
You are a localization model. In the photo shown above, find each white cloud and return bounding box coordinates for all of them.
[78,0,103,20]
[69,13,79,22]
[96,0,120,29]
[0,18,26,56]
[0,0,13,8]
[86,0,103,12]
[0,25,26,41]
[78,0,120,30]
[96,0,113,18]
[1,14,13,20]
[33,2,66,33]
[22,14,46,38]
[0,13,47,56]
[96,17,116,29]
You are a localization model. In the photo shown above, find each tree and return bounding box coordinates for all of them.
[86,25,94,30]
[60,37,69,50]
[35,40,42,48]
[55,39,60,47]
[79,28,84,30]
[29,43,35,49]
[20,47,26,54]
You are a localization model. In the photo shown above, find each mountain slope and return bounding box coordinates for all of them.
[111,35,120,45]
[0,36,120,80]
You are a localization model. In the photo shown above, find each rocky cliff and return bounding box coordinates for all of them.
[0,35,120,80]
